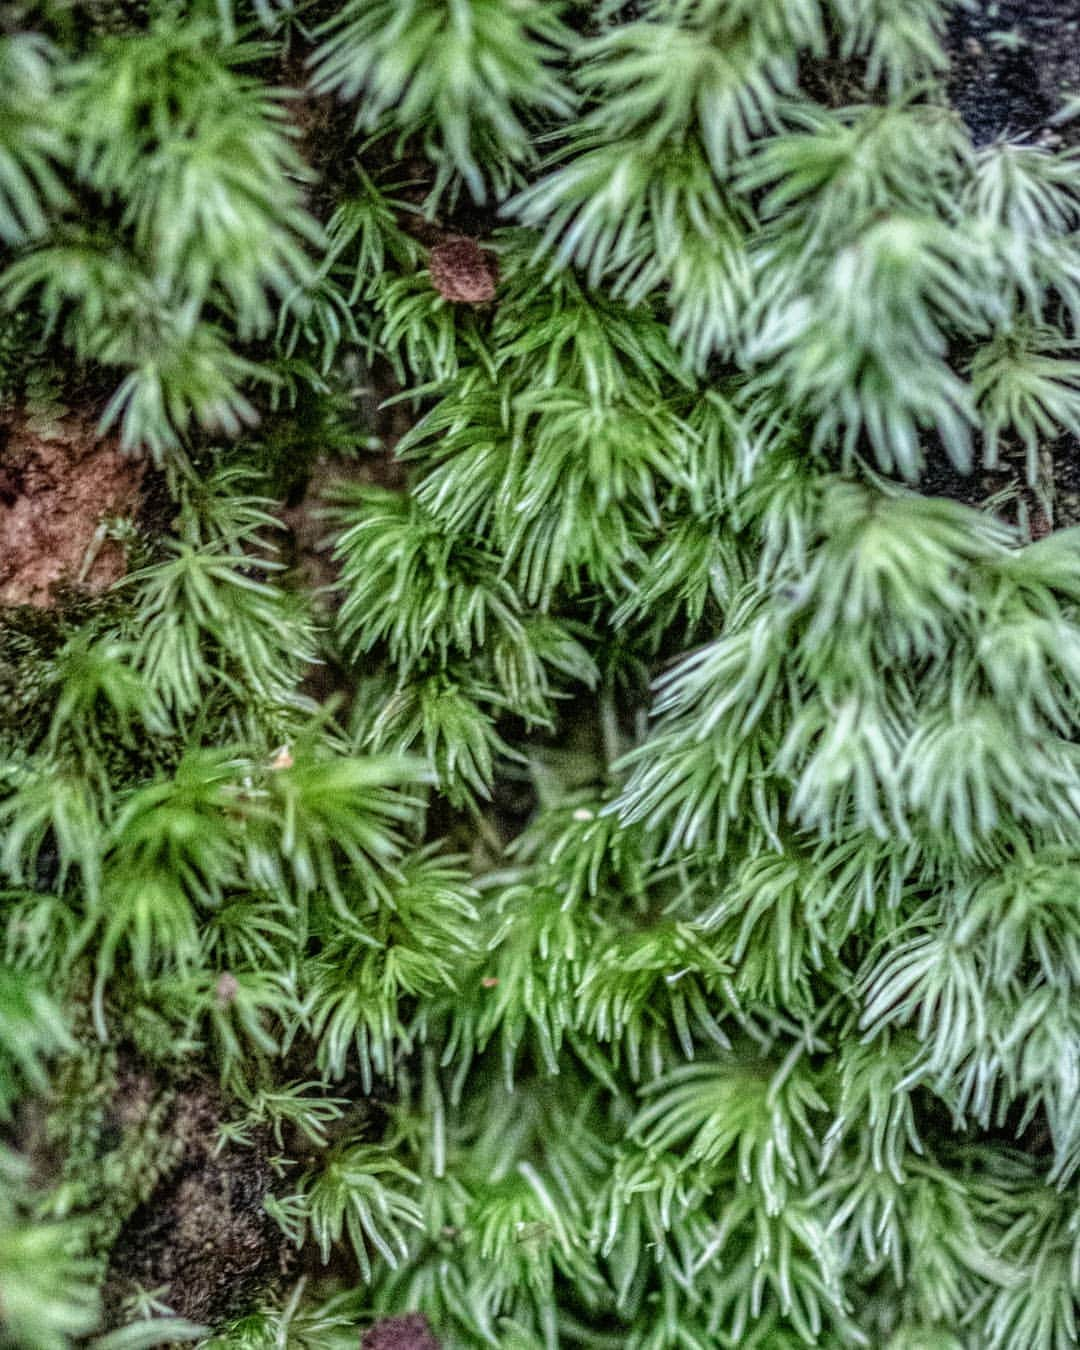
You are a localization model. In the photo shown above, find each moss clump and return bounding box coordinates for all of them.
[4,3,1080,1349]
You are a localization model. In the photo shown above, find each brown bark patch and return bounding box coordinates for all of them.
[0,408,144,608]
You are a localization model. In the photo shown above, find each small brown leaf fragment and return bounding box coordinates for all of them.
[428,237,498,304]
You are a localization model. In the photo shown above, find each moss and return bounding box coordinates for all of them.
[6,2,1080,1347]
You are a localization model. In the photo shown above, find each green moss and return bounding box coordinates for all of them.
[4,2,1080,1348]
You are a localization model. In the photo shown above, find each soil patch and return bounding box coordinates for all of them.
[362,1313,442,1350]
[0,407,144,608]
[947,0,1080,144]
[428,238,499,304]
[103,1077,288,1326]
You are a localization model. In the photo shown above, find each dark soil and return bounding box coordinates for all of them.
[103,1077,290,1327]
[947,0,1080,144]
[924,0,1080,524]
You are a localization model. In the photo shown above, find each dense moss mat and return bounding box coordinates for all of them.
[3,2,1080,1347]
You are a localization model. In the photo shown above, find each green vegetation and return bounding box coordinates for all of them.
[2,1,1080,1346]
